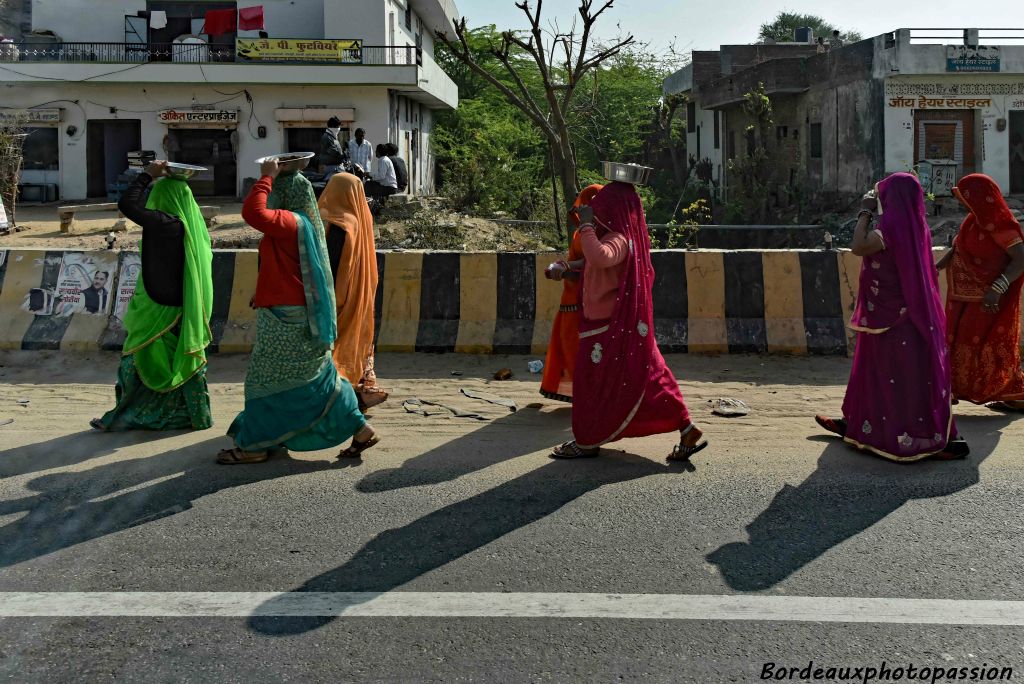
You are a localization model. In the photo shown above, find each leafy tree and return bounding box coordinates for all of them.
[758,12,862,44]
[436,0,635,219]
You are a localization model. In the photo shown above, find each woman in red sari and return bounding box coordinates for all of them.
[550,181,707,460]
[541,184,603,403]
[939,174,1024,410]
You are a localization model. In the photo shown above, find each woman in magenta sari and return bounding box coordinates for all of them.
[551,181,707,460]
[816,172,968,461]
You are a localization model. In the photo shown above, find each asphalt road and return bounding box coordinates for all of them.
[1,350,1023,683]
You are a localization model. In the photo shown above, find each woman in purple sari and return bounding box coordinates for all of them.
[816,172,968,461]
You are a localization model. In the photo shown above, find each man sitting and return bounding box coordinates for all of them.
[364,144,398,205]
[386,143,409,194]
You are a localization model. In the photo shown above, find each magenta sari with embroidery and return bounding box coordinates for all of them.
[572,182,691,449]
[842,173,954,461]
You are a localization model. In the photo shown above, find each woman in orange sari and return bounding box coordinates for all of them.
[939,174,1024,410]
[318,172,388,411]
[541,184,603,402]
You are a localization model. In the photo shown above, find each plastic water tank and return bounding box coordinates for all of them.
[794,27,813,43]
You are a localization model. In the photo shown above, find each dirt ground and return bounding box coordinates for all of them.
[0,202,555,252]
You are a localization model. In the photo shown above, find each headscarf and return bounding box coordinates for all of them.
[317,172,378,383]
[122,177,213,392]
[570,184,604,229]
[267,172,337,348]
[950,174,1024,297]
[572,181,657,447]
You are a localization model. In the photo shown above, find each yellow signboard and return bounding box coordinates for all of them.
[236,38,362,64]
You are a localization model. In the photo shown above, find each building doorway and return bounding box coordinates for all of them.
[86,120,141,198]
[1010,111,1024,194]
[286,126,349,172]
[166,128,236,196]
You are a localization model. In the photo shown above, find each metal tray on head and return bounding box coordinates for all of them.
[255,152,315,173]
[164,162,207,180]
[601,161,654,185]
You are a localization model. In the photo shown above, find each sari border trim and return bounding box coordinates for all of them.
[847,323,892,335]
[540,389,573,404]
[579,325,609,339]
[122,312,184,356]
[577,390,646,450]
[842,401,954,463]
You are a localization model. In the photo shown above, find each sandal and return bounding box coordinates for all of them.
[550,440,599,459]
[339,431,381,459]
[217,447,269,465]
[815,415,848,437]
[89,418,105,431]
[933,437,970,461]
[988,401,1024,413]
[668,439,709,461]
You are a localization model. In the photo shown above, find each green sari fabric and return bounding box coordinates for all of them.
[122,178,214,392]
[100,354,213,431]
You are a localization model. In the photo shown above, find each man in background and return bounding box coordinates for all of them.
[348,128,373,175]
[386,143,409,195]
[320,116,346,178]
[364,144,398,204]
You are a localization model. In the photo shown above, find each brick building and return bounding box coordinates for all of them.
[664,29,1024,205]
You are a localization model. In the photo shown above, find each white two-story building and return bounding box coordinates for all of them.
[0,0,459,200]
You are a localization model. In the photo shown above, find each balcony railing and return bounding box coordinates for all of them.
[0,42,422,66]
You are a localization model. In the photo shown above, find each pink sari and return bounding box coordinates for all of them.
[842,173,954,461]
[572,182,691,449]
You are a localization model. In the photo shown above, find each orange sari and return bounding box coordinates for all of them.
[945,174,1024,403]
[540,184,602,402]
[318,173,380,390]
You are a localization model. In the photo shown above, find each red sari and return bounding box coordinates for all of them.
[571,182,691,449]
[540,184,603,403]
[945,174,1024,403]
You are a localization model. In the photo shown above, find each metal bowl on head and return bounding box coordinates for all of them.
[601,161,654,186]
[255,152,315,174]
[164,162,207,181]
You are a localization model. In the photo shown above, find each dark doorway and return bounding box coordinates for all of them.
[86,120,141,198]
[287,126,349,172]
[1010,111,1024,194]
[167,128,237,196]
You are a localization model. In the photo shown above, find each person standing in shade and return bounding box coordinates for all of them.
[385,143,409,194]
[364,144,398,203]
[218,159,378,464]
[319,116,346,179]
[939,173,1024,411]
[94,160,214,432]
[816,173,968,461]
[550,182,707,461]
[347,127,373,176]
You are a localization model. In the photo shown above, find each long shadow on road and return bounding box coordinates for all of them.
[707,413,1013,591]
[0,432,343,570]
[249,450,694,636]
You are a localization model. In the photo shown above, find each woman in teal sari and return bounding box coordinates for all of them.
[94,161,214,431]
[218,159,377,464]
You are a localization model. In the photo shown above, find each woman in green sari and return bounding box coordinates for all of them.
[93,161,214,431]
[217,159,377,464]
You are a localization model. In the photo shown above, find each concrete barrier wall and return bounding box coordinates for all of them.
[0,247,987,357]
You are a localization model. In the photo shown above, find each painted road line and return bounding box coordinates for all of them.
[4,592,1024,624]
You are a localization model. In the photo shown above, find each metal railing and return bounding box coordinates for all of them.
[0,42,422,66]
[904,28,1024,45]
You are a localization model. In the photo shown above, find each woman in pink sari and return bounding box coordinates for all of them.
[815,172,968,461]
[550,181,707,460]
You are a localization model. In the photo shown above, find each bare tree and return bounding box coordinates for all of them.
[0,117,25,232]
[437,0,634,214]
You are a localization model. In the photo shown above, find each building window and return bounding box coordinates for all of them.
[687,102,696,134]
[713,112,720,149]
[776,125,788,140]
[21,128,59,170]
[727,130,736,160]
[405,6,412,30]
[810,122,823,158]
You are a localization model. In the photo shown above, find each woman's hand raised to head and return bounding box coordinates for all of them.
[860,191,878,214]
[145,160,168,178]
[577,204,594,226]
[260,158,280,179]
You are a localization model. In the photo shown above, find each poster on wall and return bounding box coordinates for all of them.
[946,46,1000,73]
[114,253,141,321]
[21,252,119,317]
[0,196,8,233]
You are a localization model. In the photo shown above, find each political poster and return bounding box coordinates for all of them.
[114,253,141,321]
[22,252,118,317]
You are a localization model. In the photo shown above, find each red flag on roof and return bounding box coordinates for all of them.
[203,8,236,36]
[238,6,265,31]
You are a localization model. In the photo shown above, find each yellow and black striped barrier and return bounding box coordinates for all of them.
[0,247,977,356]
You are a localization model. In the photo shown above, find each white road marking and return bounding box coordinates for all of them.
[2,592,1024,625]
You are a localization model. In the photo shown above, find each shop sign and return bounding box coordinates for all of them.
[236,38,362,63]
[158,109,239,125]
[946,46,1000,73]
[887,96,992,109]
[0,108,63,125]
